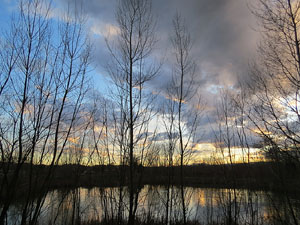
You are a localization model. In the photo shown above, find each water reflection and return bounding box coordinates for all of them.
[6,186,300,225]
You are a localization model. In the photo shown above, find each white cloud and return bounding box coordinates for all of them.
[90,22,120,38]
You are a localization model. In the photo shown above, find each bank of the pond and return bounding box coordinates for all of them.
[1,161,300,201]
[53,162,300,192]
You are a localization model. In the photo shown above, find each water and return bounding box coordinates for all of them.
[6,186,300,225]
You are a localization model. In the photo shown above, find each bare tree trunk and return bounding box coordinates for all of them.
[168,13,202,225]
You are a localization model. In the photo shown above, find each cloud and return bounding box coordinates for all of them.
[51,0,260,145]
[12,0,258,86]
[150,132,178,142]
[90,22,120,37]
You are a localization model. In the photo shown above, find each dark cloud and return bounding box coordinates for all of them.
[54,0,258,87]
[149,0,258,89]
[150,132,178,142]
[53,0,260,145]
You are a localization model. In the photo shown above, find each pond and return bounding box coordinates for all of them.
[6,185,300,225]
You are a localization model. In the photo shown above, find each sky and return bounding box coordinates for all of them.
[35,0,260,92]
[0,0,262,161]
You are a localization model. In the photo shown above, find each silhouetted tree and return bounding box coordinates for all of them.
[167,13,202,225]
[106,0,159,224]
[0,1,91,224]
[234,0,300,224]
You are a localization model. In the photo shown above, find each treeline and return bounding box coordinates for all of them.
[2,162,299,194]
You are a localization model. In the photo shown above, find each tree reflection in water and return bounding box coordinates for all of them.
[4,186,300,225]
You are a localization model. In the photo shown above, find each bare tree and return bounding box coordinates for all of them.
[105,0,159,224]
[214,89,246,225]
[0,0,91,224]
[232,1,300,224]
[161,98,177,225]
[167,13,202,225]
[245,0,300,161]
